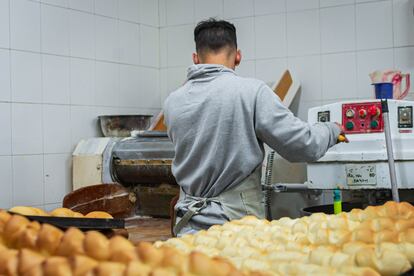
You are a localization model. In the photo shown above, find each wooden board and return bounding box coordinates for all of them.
[148,112,167,131]
[274,70,293,101]
[63,184,135,218]
[127,217,171,243]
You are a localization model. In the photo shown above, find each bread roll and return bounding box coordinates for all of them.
[0,248,18,275]
[9,206,49,217]
[147,268,176,276]
[136,242,164,267]
[43,256,72,276]
[266,251,306,263]
[399,228,414,243]
[84,231,110,261]
[352,229,374,243]
[85,211,113,219]
[361,206,380,221]
[69,255,98,276]
[159,201,414,275]
[108,236,138,263]
[3,215,30,247]
[125,261,152,276]
[160,246,189,273]
[337,266,380,276]
[36,224,64,255]
[49,208,78,218]
[396,202,414,219]
[188,251,216,275]
[18,249,45,275]
[16,221,41,250]
[374,249,411,275]
[396,219,414,232]
[0,211,11,230]
[373,229,398,244]
[3,202,414,276]
[94,261,126,276]
[56,227,85,257]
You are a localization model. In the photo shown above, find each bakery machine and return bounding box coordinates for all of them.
[111,131,178,217]
[71,130,178,219]
[264,99,414,218]
[305,99,414,207]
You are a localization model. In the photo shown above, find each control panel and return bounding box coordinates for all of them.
[398,106,413,128]
[342,102,384,134]
[317,111,330,122]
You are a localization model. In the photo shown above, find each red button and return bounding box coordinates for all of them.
[368,106,380,116]
[359,109,367,118]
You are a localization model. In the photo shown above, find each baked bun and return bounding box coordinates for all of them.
[158,201,414,276]
[18,248,45,275]
[56,227,85,257]
[0,248,18,275]
[43,256,72,276]
[108,236,137,263]
[84,231,111,261]
[9,206,49,217]
[69,255,98,276]
[3,215,30,247]
[49,208,78,218]
[94,262,126,276]
[36,224,64,255]
[16,221,41,250]
[85,211,113,219]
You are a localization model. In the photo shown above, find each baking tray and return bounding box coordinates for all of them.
[8,212,125,230]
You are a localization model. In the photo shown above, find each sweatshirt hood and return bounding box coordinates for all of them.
[187,64,235,81]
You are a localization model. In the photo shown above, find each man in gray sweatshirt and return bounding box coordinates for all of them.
[164,19,346,236]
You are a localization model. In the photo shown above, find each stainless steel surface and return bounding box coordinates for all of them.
[111,135,176,186]
[99,115,153,137]
[382,100,400,202]
[269,183,315,193]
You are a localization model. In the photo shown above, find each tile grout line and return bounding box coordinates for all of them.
[40,0,46,207]
[354,1,359,98]
[8,0,13,207]
[391,0,396,70]
[319,0,324,102]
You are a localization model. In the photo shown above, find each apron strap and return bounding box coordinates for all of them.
[173,209,196,236]
[173,196,218,236]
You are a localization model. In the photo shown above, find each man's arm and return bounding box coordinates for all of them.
[255,84,342,162]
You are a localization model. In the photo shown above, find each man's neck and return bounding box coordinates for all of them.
[200,54,235,70]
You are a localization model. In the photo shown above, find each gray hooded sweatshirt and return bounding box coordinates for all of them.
[164,64,340,231]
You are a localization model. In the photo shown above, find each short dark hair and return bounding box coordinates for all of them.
[194,18,237,55]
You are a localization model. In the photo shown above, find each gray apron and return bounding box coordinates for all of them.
[173,167,265,236]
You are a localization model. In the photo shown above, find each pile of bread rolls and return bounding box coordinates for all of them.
[0,210,255,276]
[9,206,113,219]
[157,201,414,276]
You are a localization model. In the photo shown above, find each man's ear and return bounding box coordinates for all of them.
[192,53,200,64]
[235,49,242,67]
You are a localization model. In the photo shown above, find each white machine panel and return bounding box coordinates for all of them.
[307,100,414,189]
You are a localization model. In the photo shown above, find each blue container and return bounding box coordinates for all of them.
[373,82,393,99]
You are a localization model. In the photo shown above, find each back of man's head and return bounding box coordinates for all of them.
[194,19,237,57]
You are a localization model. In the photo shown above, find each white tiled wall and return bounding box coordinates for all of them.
[159,0,414,117]
[0,0,160,210]
[2,0,414,209]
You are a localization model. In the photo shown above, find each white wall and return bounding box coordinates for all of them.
[1,0,414,210]
[0,0,160,210]
[159,0,414,122]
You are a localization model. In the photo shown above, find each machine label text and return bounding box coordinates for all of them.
[346,165,377,186]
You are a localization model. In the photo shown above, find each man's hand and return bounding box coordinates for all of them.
[335,123,349,143]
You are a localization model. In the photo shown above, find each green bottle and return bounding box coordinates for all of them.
[333,189,342,215]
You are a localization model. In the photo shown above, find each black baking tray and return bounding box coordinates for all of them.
[402,268,414,276]
[8,212,125,230]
